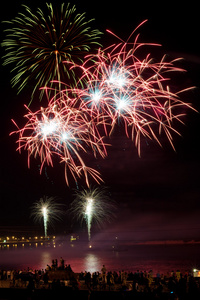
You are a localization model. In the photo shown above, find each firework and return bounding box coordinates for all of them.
[1,3,102,101]
[9,21,195,188]
[70,187,116,241]
[31,195,64,237]
[10,94,107,186]
[70,22,194,155]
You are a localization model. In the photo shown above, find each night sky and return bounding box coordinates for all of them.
[1,0,200,242]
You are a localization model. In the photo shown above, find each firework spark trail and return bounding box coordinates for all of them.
[31,196,64,237]
[42,206,48,238]
[70,187,116,241]
[85,197,93,241]
[10,94,107,186]
[1,3,102,101]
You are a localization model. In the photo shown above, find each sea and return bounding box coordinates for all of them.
[0,238,200,275]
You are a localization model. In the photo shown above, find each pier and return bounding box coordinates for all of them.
[0,235,56,248]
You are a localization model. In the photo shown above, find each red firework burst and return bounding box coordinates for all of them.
[69,21,194,155]
[10,94,107,186]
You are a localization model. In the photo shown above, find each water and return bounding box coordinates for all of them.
[0,241,200,275]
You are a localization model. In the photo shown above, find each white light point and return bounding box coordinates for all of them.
[108,72,126,88]
[61,131,71,141]
[41,120,57,137]
[116,97,129,112]
[91,91,101,103]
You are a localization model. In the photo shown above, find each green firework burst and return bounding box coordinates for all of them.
[1,3,102,101]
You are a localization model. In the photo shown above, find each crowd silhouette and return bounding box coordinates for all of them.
[0,260,200,299]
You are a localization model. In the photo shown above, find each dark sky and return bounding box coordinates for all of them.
[1,0,200,241]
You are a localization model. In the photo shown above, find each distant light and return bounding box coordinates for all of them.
[70,235,77,242]
[89,245,92,248]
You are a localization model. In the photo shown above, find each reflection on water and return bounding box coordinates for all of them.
[0,242,200,275]
[84,254,101,273]
[40,251,52,270]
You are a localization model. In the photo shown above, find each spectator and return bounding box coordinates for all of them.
[101,265,107,286]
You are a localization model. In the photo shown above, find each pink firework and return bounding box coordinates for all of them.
[70,20,194,155]
[10,94,107,186]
